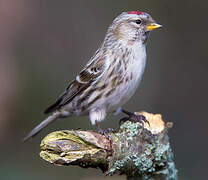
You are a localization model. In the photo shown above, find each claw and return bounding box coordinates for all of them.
[95,120,113,141]
[119,117,130,125]
[121,109,150,128]
[98,129,110,140]
[137,114,150,127]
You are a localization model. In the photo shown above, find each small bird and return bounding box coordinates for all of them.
[24,11,161,141]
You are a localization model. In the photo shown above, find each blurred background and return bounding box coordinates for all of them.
[0,0,207,179]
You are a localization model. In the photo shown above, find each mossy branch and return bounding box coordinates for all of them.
[40,111,177,180]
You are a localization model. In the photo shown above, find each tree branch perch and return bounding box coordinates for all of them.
[40,111,177,179]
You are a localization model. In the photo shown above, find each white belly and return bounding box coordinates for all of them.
[106,42,146,111]
[75,41,147,116]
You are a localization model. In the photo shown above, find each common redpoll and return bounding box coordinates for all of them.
[24,11,161,141]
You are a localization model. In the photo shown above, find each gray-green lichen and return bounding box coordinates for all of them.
[107,121,177,179]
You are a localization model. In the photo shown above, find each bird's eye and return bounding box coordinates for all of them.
[135,19,142,25]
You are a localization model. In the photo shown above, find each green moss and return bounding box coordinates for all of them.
[40,130,103,165]
[40,130,94,149]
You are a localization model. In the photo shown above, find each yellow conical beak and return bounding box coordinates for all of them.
[146,23,162,31]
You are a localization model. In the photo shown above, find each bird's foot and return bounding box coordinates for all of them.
[120,109,155,143]
[95,120,114,141]
[120,109,150,128]
[98,128,114,140]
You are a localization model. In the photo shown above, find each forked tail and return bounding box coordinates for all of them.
[23,112,61,142]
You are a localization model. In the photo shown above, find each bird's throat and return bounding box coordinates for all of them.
[142,32,150,44]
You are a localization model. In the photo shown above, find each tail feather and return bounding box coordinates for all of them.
[23,112,61,142]
[44,98,62,114]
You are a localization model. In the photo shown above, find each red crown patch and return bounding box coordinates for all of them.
[128,11,145,15]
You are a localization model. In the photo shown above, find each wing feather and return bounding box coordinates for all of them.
[44,53,106,114]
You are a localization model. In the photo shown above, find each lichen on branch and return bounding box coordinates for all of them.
[40,111,177,179]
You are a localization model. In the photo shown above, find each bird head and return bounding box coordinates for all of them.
[109,11,162,44]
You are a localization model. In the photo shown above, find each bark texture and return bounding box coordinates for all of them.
[40,111,177,180]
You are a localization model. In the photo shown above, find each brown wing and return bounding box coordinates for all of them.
[44,55,106,114]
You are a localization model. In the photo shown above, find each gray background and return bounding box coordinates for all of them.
[0,0,207,179]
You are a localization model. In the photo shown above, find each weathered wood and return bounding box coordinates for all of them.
[40,111,177,179]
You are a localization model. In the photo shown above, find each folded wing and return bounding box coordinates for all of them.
[44,54,106,114]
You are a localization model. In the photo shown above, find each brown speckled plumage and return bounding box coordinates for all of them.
[23,11,161,141]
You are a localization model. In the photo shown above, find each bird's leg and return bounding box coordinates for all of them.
[95,120,114,140]
[120,109,150,127]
